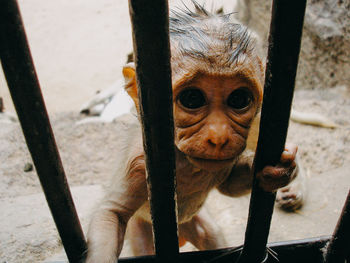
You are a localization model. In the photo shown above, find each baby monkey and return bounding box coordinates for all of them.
[86,3,303,262]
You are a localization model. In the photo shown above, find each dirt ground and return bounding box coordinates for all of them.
[0,0,349,262]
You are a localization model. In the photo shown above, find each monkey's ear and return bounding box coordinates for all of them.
[123,63,139,109]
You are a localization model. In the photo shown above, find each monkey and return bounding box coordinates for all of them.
[85,3,303,262]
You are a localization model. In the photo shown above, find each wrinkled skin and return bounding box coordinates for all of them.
[86,4,304,262]
[85,66,302,263]
[173,74,261,172]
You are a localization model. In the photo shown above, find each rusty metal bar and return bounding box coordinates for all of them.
[324,190,350,263]
[116,236,331,263]
[236,0,307,262]
[0,0,87,262]
[128,0,179,262]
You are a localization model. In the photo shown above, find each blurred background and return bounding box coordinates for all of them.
[0,0,349,262]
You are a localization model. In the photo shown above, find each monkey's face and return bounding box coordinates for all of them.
[173,74,261,172]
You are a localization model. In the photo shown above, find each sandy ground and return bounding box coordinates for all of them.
[0,0,350,262]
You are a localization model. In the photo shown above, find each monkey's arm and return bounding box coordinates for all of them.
[217,144,298,197]
[216,150,254,197]
[86,155,148,263]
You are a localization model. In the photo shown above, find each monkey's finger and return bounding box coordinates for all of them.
[280,143,298,164]
[257,166,295,192]
[270,163,297,178]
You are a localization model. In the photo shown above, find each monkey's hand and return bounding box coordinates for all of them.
[257,144,298,193]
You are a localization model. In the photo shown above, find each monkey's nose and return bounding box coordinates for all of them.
[207,136,229,149]
[206,125,230,150]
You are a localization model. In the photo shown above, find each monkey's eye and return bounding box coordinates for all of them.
[227,88,252,110]
[178,88,206,109]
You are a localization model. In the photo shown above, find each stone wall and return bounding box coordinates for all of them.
[238,0,350,90]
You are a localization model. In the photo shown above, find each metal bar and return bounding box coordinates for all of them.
[128,0,179,262]
[237,0,307,262]
[324,190,350,263]
[116,236,330,263]
[0,1,87,262]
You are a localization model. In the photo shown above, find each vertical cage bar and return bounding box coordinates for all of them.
[237,0,307,262]
[324,190,350,263]
[128,0,179,262]
[0,0,87,262]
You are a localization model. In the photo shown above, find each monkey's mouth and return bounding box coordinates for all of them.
[187,156,235,171]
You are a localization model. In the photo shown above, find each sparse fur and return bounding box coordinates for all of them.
[169,3,264,91]
[86,3,303,262]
